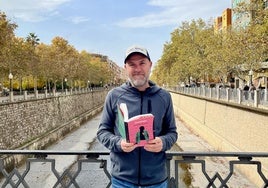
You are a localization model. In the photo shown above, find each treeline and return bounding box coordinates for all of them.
[0,12,116,92]
[151,1,268,86]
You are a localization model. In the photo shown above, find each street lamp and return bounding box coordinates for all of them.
[64,78,67,88]
[64,78,68,94]
[249,70,253,85]
[8,73,13,92]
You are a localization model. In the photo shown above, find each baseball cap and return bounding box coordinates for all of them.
[124,45,151,64]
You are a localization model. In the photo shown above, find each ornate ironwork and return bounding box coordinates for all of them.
[0,150,268,187]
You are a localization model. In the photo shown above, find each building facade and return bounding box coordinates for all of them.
[214,8,232,33]
[213,0,268,89]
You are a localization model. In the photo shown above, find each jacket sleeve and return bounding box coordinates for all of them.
[96,91,123,152]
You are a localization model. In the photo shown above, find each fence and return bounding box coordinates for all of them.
[0,150,268,187]
[170,86,268,109]
[0,87,105,103]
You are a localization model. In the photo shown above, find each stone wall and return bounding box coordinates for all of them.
[0,90,108,150]
[170,91,268,186]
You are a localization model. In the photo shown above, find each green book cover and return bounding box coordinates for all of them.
[117,104,126,139]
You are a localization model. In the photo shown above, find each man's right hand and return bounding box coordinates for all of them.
[121,139,137,152]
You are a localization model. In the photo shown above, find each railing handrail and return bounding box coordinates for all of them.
[1,150,268,187]
[0,87,110,103]
[1,150,268,158]
[167,86,268,109]
[0,150,110,156]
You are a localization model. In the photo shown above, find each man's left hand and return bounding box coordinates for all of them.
[144,137,163,152]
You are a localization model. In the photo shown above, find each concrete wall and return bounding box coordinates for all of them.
[0,90,108,150]
[171,91,268,186]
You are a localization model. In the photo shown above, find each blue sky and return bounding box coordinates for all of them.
[1,0,231,67]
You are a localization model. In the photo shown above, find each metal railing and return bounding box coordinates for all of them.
[0,87,107,103]
[169,86,268,109]
[1,150,268,187]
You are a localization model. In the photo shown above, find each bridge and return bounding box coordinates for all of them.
[0,87,267,187]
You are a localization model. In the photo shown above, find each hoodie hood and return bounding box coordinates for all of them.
[121,80,161,96]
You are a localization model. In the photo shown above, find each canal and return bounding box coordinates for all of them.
[0,113,187,187]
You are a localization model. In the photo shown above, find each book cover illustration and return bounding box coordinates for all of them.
[118,103,154,147]
[117,104,128,140]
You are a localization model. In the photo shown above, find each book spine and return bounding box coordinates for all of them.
[124,122,130,142]
[148,99,155,139]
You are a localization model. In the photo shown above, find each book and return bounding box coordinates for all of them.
[118,103,154,147]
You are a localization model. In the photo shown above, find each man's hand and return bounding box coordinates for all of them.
[144,137,163,152]
[121,139,137,152]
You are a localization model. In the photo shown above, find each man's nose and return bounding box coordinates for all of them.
[134,65,142,71]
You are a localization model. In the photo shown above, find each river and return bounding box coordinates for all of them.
[0,113,186,187]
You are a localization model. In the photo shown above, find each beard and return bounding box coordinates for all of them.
[128,75,148,88]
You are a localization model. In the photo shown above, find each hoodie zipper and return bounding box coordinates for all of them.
[138,92,152,185]
[138,92,143,185]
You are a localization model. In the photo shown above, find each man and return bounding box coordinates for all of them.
[97,45,178,188]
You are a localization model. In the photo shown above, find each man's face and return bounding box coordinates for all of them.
[124,53,152,90]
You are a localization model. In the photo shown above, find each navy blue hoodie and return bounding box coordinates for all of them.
[97,81,178,186]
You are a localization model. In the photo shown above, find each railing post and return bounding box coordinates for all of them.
[226,88,230,102]
[35,90,39,99]
[254,89,260,107]
[24,90,28,100]
[9,91,14,102]
[45,89,48,98]
[53,88,56,96]
[209,88,212,99]
[237,88,242,104]
[264,77,267,102]
[216,88,220,100]
[264,89,268,102]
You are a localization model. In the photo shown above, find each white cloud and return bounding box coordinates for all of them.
[69,16,90,24]
[117,0,229,28]
[0,0,70,22]
[117,6,190,28]
[147,0,196,7]
[116,5,189,28]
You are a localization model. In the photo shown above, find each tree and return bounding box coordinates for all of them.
[25,32,40,91]
[0,12,17,83]
[9,37,32,92]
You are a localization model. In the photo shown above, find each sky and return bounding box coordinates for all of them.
[1,0,231,67]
